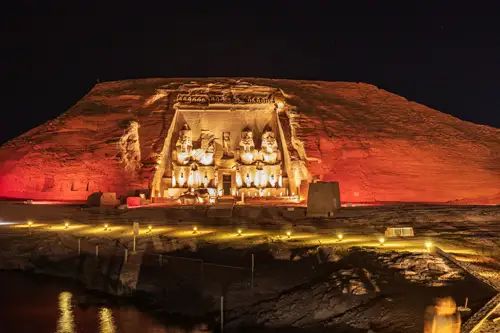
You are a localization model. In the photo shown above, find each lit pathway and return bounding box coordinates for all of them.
[0,221,477,255]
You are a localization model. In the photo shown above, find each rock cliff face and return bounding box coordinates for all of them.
[0,78,499,204]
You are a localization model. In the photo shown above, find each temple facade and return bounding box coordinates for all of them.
[151,81,307,203]
[167,122,287,200]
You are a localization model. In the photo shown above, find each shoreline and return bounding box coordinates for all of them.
[0,226,497,333]
[0,203,499,332]
[0,269,213,332]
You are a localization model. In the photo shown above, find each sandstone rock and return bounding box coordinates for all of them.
[162,238,197,253]
[379,252,465,286]
[270,248,292,260]
[438,271,462,280]
[228,267,375,328]
[348,280,369,295]
[1,78,498,204]
[319,246,344,262]
[333,269,371,296]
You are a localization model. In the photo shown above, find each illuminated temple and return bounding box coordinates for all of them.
[4,78,497,205]
[151,82,308,203]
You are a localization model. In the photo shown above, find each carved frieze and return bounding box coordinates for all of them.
[233,94,275,104]
[175,83,277,106]
[176,94,209,105]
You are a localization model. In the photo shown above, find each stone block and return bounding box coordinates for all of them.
[126,196,141,207]
[306,182,341,217]
[100,192,118,206]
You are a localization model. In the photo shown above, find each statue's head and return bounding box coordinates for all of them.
[178,123,192,146]
[241,127,254,146]
[179,132,189,143]
[262,128,277,152]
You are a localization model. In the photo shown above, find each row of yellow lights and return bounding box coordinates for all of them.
[28,220,155,232]
[375,236,432,249]
[26,220,433,249]
[337,233,432,249]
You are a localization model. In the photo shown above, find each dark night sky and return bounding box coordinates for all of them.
[2,1,500,145]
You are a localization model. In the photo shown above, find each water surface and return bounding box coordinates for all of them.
[0,271,209,333]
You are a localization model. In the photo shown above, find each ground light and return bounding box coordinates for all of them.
[237,228,242,236]
[379,237,385,246]
[425,241,432,252]
[28,220,33,235]
[193,226,198,234]
[65,222,70,229]
[337,233,343,241]
[104,224,108,231]
[148,225,153,233]
[286,231,291,238]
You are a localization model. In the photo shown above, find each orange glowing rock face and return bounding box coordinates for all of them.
[0,78,499,204]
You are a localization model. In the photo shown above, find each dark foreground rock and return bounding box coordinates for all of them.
[0,231,495,333]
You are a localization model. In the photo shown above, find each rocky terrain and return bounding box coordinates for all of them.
[0,78,499,204]
[0,220,496,333]
[377,252,464,286]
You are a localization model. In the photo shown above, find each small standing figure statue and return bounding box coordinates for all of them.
[424,297,461,333]
[222,132,233,157]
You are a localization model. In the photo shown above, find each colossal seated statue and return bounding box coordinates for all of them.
[174,123,193,165]
[238,127,257,165]
[196,130,215,165]
[259,126,281,164]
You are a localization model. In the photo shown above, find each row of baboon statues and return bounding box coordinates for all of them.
[176,94,276,104]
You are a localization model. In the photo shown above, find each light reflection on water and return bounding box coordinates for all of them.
[54,292,172,333]
[0,272,208,333]
[57,292,76,333]
[98,308,116,333]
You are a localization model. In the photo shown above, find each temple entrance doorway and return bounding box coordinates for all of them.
[223,175,232,196]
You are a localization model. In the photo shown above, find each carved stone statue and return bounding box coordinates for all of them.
[222,132,233,157]
[174,123,193,165]
[259,125,281,164]
[244,172,252,187]
[196,130,215,165]
[238,127,257,165]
